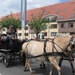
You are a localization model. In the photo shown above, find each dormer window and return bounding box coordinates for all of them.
[56,10,60,13]
[63,8,66,12]
[60,16,64,19]
[46,12,49,15]
[51,16,57,22]
[70,14,75,18]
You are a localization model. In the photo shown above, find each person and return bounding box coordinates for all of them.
[7,25,16,45]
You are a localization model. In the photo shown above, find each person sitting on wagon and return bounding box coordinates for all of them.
[7,25,17,45]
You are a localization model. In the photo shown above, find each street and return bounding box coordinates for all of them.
[0,58,75,75]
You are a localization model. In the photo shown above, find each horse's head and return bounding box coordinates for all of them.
[66,36,75,56]
[69,35,75,52]
[63,36,75,60]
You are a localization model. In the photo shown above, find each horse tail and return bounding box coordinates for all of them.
[21,42,30,66]
[21,50,26,66]
[21,42,27,66]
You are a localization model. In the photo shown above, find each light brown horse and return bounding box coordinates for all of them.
[21,35,75,75]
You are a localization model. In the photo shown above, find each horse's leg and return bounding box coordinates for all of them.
[42,62,46,69]
[27,59,34,75]
[24,58,29,71]
[59,57,63,67]
[40,62,46,69]
[40,62,43,69]
[49,65,54,75]
[50,59,61,75]
[69,61,75,75]
[24,58,34,75]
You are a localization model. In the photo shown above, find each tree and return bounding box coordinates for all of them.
[0,14,21,31]
[29,8,49,40]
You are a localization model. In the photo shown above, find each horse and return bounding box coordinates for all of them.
[21,35,75,75]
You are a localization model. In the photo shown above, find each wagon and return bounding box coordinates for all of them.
[0,34,25,67]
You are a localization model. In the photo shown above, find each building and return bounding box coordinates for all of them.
[1,1,75,39]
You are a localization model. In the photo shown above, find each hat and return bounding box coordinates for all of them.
[9,25,13,28]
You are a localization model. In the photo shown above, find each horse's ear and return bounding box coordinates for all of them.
[71,34,75,38]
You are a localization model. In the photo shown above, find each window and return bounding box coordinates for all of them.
[50,24,57,28]
[46,12,49,15]
[51,17,56,22]
[18,33,22,36]
[70,14,75,18]
[60,16,64,19]
[25,33,28,36]
[25,27,28,30]
[63,8,66,12]
[51,32,57,36]
[61,23,65,28]
[43,32,47,36]
[51,16,57,22]
[56,10,60,13]
[70,32,75,35]
[68,23,73,28]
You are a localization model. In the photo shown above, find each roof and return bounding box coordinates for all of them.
[26,1,75,20]
[1,1,75,21]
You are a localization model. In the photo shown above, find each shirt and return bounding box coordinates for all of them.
[7,29,16,38]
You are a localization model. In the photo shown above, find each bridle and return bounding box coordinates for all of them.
[23,36,75,61]
[43,36,75,61]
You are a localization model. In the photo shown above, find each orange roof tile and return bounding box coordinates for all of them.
[1,1,75,21]
[26,1,75,20]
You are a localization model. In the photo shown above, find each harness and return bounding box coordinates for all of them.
[25,37,74,61]
[43,37,74,62]
[43,39,64,62]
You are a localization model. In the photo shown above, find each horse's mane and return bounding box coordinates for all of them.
[54,35,72,44]
[30,35,72,43]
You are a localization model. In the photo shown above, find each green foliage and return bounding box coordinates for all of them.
[30,8,49,36]
[0,14,21,29]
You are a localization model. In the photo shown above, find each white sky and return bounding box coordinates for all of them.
[0,0,66,18]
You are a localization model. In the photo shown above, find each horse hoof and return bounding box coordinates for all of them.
[73,72,75,75]
[23,68,26,72]
[31,72,34,75]
[72,71,75,75]
[49,73,52,75]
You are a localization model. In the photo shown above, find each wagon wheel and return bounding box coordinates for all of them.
[2,54,10,67]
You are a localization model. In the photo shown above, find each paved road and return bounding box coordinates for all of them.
[0,58,75,75]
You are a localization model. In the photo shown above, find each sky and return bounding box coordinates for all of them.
[0,0,70,18]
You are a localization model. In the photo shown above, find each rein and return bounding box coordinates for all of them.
[43,37,74,61]
[24,37,74,61]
